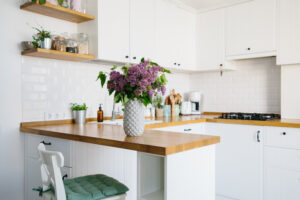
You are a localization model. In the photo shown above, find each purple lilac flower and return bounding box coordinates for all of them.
[161,86,166,95]
[147,90,154,98]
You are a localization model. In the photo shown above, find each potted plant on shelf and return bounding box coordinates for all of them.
[32,26,52,50]
[97,58,171,136]
[153,94,164,118]
[71,103,88,124]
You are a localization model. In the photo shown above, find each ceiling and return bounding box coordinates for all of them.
[178,0,250,11]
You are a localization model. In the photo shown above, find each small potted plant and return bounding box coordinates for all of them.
[32,26,52,50]
[71,103,88,124]
[153,94,164,118]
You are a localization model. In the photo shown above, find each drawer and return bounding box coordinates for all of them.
[25,134,72,167]
[265,147,300,171]
[265,127,300,150]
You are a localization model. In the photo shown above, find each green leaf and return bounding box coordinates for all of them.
[97,72,107,87]
[160,74,167,85]
[150,61,158,66]
[111,65,118,70]
[109,89,114,95]
[39,0,46,4]
[114,93,121,103]
[162,68,171,74]
[141,58,145,63]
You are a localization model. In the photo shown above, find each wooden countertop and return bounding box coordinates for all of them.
[20,114,300,156]
[20,122,220,156]
[145,115,300,129]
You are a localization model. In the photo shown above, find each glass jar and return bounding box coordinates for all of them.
[46,0,58,5]
[70,0,86,13]
[66,39,78,53]
[54,37,66,52]
[62,0,69,8]
[77,33,89,54]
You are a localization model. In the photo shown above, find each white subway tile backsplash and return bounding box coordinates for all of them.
[190,57,281,113]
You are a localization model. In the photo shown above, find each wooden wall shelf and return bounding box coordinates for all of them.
[20,2,95,23]
[21,48,95,62]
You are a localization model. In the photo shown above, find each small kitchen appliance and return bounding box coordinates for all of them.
[189,91,202,115]
[181,101,192,115]
[218,113,281,121]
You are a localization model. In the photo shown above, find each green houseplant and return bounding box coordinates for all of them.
[71,103,88,124]
[32,26,52,49]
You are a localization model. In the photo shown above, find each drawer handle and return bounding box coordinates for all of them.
[41,141,52,146]
[184,129,192,132]
[62,174,68,180]
[257,130,261,143]
[282,132,286,136]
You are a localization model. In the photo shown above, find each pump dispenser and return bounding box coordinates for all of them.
[97,104,104,122]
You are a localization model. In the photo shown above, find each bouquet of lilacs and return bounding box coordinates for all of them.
[97,58,171,107]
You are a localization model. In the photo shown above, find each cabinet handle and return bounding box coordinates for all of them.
[133,56,136,60]
[184,129,192,132]
[174,63,177,65]
[178,64,181,66]
[62,174,68,180]
[247,47,251,51]
[41,141,52,146]
[282,132,286,136]
[125,55,129,59]
[257,130,261,143]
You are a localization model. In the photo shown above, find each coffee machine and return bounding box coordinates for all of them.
[189,91,202,115]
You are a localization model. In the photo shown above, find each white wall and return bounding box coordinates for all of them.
[190,57,281,113]
[281,64,300,119]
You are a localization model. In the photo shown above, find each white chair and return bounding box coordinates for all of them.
[37,143,127,200]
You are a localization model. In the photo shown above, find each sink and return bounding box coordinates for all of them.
[90,119,163,126]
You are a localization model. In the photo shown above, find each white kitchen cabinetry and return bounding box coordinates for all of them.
[157,122,264,200]
[264,127,300,200]
[277,0,300,65]
[80,0,155,63]
[197,9,234,71]
[205,123,264,200]
[155,0,196,71]
[226,0,276,60]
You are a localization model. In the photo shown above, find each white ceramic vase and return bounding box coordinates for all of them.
[123,99,145,136]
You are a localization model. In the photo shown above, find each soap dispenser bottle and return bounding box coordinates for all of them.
[97,104,104,122]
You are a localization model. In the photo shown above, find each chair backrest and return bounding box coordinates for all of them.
[37,143,66,200]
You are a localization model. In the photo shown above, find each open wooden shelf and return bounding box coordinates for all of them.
[20,2,95,23]
[21,48,95,62]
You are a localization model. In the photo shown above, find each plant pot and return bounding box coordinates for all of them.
[155,108,164,118]
[73,110,87,124]
[40,38,52,49]
[123,99,145,136]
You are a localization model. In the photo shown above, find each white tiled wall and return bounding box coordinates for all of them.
[21,57,191,122]
[190,57,281,113]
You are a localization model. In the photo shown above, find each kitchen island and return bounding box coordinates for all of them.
[20,118,220,200]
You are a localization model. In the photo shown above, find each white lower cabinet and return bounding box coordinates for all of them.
[157,122,264,200]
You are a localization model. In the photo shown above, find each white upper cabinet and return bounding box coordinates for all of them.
[196,9,235,71]
[98,0,130,63]
[155,0,196,70]
[225,0,276,60]
[130,0,156,64]
[277,0,300,65]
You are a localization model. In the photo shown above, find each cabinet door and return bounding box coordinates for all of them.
[264,147,300,200]
[155,0,178,68]
[277,0,300,65]
[176,7,197,70]
[205,123,264,200]
[130,0,155,64]
[226,0,276,58]
[197,9,225,71]
[98,0,130,63]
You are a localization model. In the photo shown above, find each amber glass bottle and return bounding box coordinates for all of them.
[97,104,104,122]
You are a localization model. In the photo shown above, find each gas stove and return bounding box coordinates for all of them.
[218,112,281,121]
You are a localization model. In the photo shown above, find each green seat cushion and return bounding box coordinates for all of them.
[63,174,129,200]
